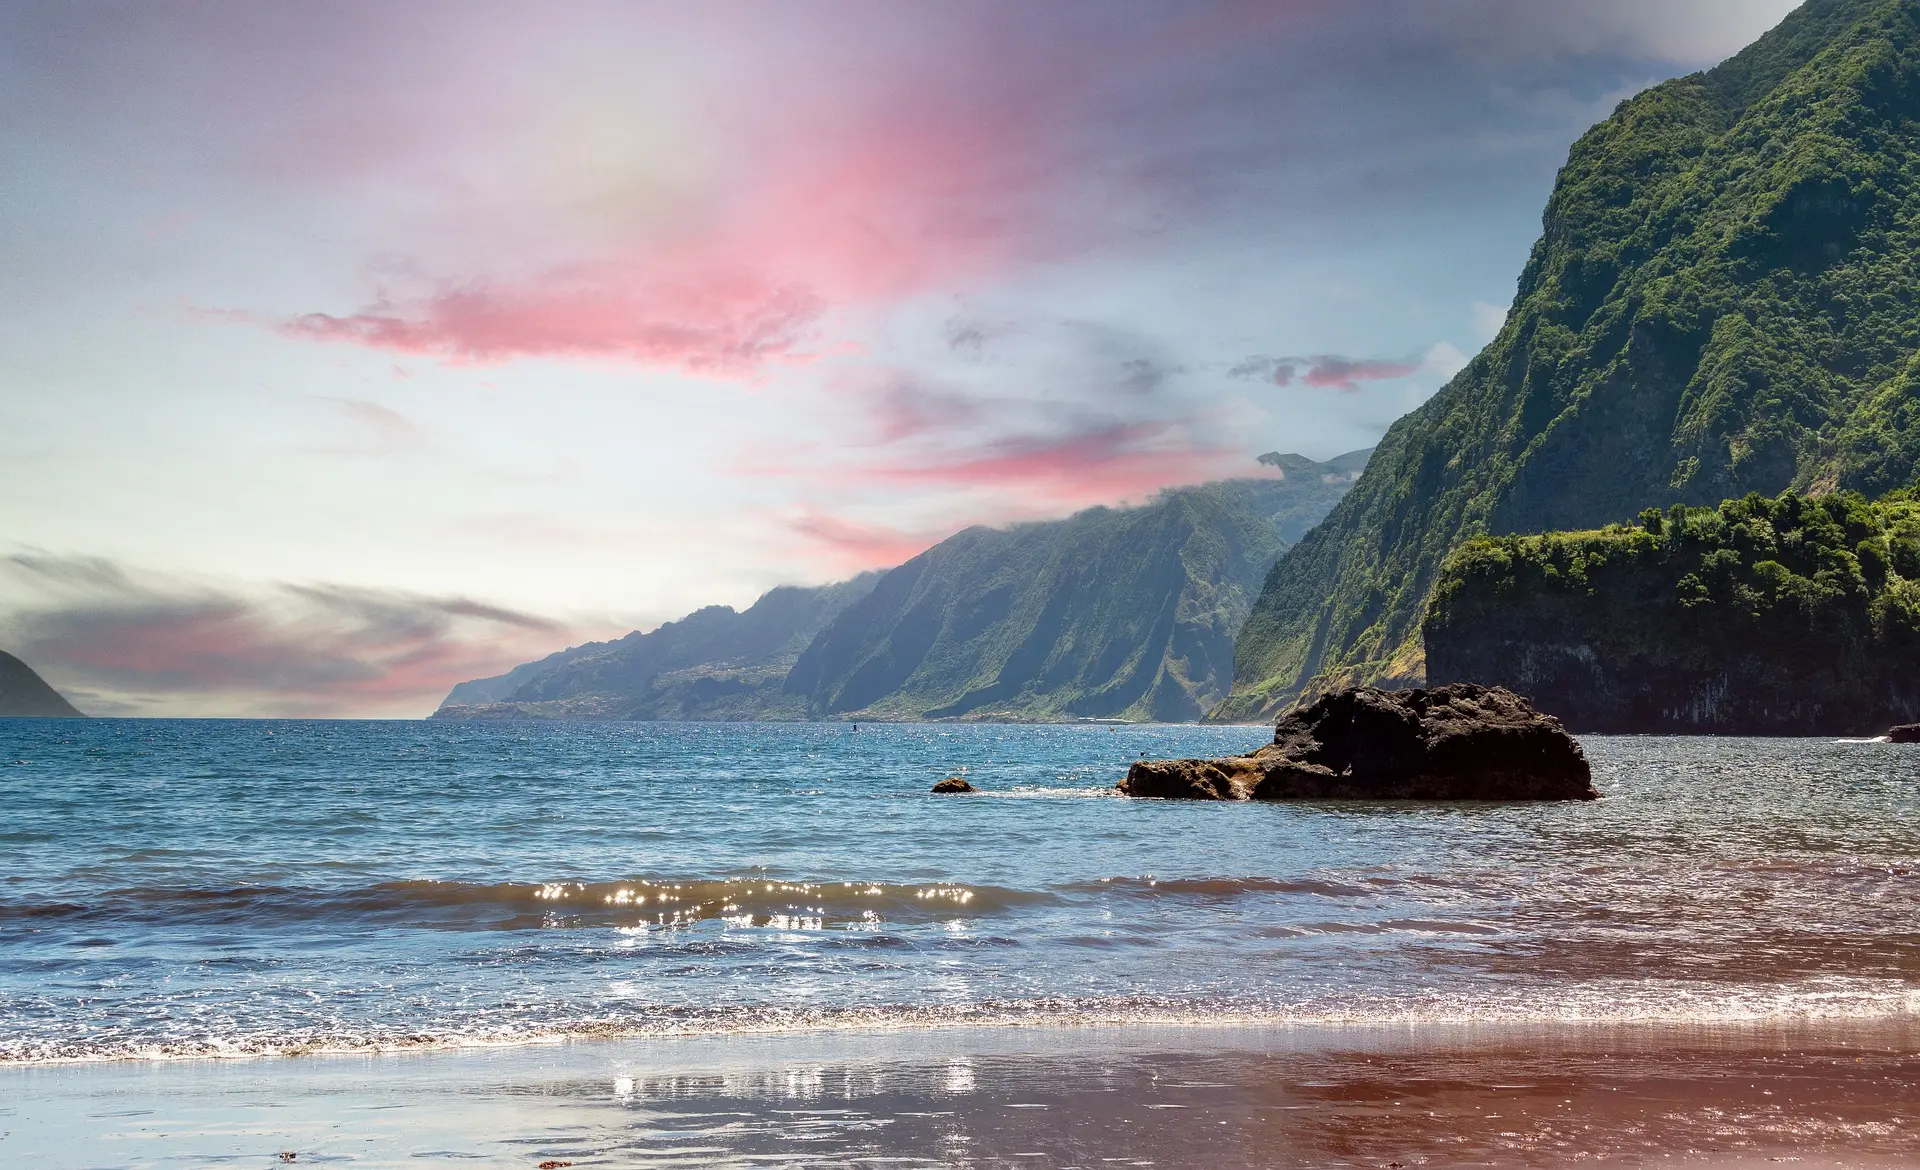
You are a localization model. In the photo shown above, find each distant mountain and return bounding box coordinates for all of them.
[0,651,84,718]
[435,574,881,720]
[784,471,1363,722]
[1223,0,1920,719]
[438,454,1367,722]
[442,641,610,707]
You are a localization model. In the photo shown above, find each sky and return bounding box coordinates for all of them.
[0,0,1802,717]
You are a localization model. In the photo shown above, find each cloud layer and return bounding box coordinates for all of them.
[0,554,572,718]
[0,0,1804,714]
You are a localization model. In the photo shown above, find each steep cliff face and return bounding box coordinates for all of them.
[0,650,84,718]
[785,479,1318,722]
[1425,489,1920,734]
[1223,0,1920,719]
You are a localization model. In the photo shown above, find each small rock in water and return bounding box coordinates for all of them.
[931,776,977,794]
[1889,723,1920,743]
[1119,683,1596,802]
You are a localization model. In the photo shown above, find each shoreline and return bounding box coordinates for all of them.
[8,998,1917,1069]
[8,1017,1918,1167]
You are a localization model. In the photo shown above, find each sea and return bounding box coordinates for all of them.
[3,718,1916,1069]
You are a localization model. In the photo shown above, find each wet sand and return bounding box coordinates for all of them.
[5,1019,1917,1168]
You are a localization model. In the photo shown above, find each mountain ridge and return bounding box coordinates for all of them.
[438,455,1368,722]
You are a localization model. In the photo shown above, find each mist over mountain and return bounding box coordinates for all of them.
[439,454,1367,722]
[1223,0,1920,718]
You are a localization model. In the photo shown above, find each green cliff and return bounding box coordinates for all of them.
[0,650,84,718]
[786,476,1347,722]
[1222,0,1920,719]
[1425,489,1920,733]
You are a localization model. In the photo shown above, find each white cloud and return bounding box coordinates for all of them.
[1470,300,1510,345]
[1424,341,1471,380]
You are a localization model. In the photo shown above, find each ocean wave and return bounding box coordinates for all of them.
[5,981,1915,1067]
[0,878,1055,931]
[1062,876,1378,899]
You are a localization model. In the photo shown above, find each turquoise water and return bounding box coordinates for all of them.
[2,720,1916,1062]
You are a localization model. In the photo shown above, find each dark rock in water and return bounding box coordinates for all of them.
[1115,757,1247,800]
[1122,683,1595,801]
[931,776,977,794]
[0,650,84,718]
[1890,724,1920,744]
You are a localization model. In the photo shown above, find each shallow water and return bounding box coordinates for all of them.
[9,1021,1919,1168]
[2,720,1917,1062]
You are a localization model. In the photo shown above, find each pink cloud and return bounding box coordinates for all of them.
[283,273,824,373]
[1249,354,1423,392]
[778,416,1268,574]
[845,421,1249,509]
[261,18,1088,373]
[1298,356,1420,391]
[788,513,947,572]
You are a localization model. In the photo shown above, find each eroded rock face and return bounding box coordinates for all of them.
[1890,724,1920,744]
[1120,684,1597,802]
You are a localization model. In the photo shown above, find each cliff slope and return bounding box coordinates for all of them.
[434,574,880,720]
[0,650,84,718]
[785,476,1339,722]
[1224,0,1920,718]
[1425,489,1920,733]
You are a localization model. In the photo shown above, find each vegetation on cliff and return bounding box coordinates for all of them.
[1224,0,1920,718]
[786,478,1323,722]
[1425,488,1920,732]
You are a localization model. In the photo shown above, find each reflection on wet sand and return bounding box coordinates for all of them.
[8,1021,1917,1168]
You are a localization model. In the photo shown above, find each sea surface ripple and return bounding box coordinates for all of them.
[1,719,1916,1062]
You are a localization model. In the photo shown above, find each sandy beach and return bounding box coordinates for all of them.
[6,1019,1917,1168]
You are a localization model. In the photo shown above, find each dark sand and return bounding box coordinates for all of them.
[5,1019,1916,1168]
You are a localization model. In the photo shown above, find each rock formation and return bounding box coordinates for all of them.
[1123,684,1595,801]
[931,776,977,794]
[1890,724,1920,743]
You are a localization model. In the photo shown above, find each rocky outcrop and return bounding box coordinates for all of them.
[1123,684,1595,801]
[930,776,977,794]
[1890,724,1920,744]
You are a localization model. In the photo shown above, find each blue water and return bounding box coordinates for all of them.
[2,719,1917,1062]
